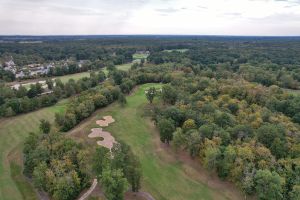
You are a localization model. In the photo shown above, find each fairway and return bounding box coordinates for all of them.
[0,100,68,200]
[69,84,243,200]
[163,49,189,53]
[56,72,91,83]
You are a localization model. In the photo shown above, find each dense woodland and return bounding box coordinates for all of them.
[15,36,300,200]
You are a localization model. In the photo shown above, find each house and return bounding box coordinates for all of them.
[15,71,25,78]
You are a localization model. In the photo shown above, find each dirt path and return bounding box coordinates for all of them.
[135,191,156,200]
[78,179,98,200]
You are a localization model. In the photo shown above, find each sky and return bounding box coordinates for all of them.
[0,0,300,36]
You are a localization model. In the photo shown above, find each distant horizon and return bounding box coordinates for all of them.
[1,34,300,37]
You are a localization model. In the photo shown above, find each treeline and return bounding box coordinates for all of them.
[0,71,106,117]
[55,83,120,131]
[148,74,300,199]
[0,42,135,66]
[148,42,300,89]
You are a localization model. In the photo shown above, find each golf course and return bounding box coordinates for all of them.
[68,83,244,200]
[0,83,244,200]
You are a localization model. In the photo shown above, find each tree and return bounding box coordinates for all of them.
[126,155,142,192]
[290,185,300,200]
[203,146,221,172]
[46,78,54,90]
[39,119,51,134]
[32,162,48,190]
[27,84,38,98]
[270,137,287,159]
[215,112,235,128]
[101,168,128,200]
[172,128,186,150]
[118,93,127,106]
[256,123,285,148]
[255,169,283,200]
[145,87,156,104]
[162,85,177,105]
[93,147,110,176]
[182,119,197,131]
[157,118,175,144]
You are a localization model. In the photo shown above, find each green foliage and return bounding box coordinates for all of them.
[118,93,127,106]
[182,119,197,131]
[157,118,176,144]
[23,132,90,200]
[39,119,51,134]
[162,84,177,105]
[101,168,128,200]
[145,87,157,104]
[255,170,283,200]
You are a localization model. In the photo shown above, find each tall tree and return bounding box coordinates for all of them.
[255,169,283,200]
[145,87,156,104]
[101,168,128,200]
[39,119,51,134]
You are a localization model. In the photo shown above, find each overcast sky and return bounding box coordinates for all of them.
[0,0,299,36]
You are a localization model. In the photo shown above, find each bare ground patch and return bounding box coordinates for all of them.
[88,128,116,150]
[96,116,115,127]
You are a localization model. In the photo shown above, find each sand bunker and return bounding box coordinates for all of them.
[96,116,115,127]
[88,128,116,150]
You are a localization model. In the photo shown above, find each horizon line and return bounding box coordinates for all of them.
[1,34,300,37]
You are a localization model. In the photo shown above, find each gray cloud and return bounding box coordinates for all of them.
[155,7,180,13]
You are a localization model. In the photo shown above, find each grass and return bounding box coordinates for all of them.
[69,84,237,200]
[0,63,134,200]
[132,53,148,60]
[163,49,189,53]
[56,71,91,83]
[116,63,132,71]
[283,88,300,96]
[0,100,68,200]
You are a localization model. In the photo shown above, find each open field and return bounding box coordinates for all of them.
[163,49,189,53]
[0,100,68,200]
[69,84,244,200]
[133,53,149,60]
[56,71,91,83]
[283,88,300,95]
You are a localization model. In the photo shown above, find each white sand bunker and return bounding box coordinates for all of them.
[88,128,116,150]
[96,116,115,127]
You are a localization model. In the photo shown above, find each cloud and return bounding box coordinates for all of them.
[0,0,299,35]
[155,7,180,13]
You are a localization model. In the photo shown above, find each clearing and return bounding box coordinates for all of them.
[163,49,189,53]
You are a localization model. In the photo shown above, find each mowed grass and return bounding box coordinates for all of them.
[69,84,232,200]
[163,49,189,53]
[0,100,68,200]
[132,53,148,60]
[56,71,91,83]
